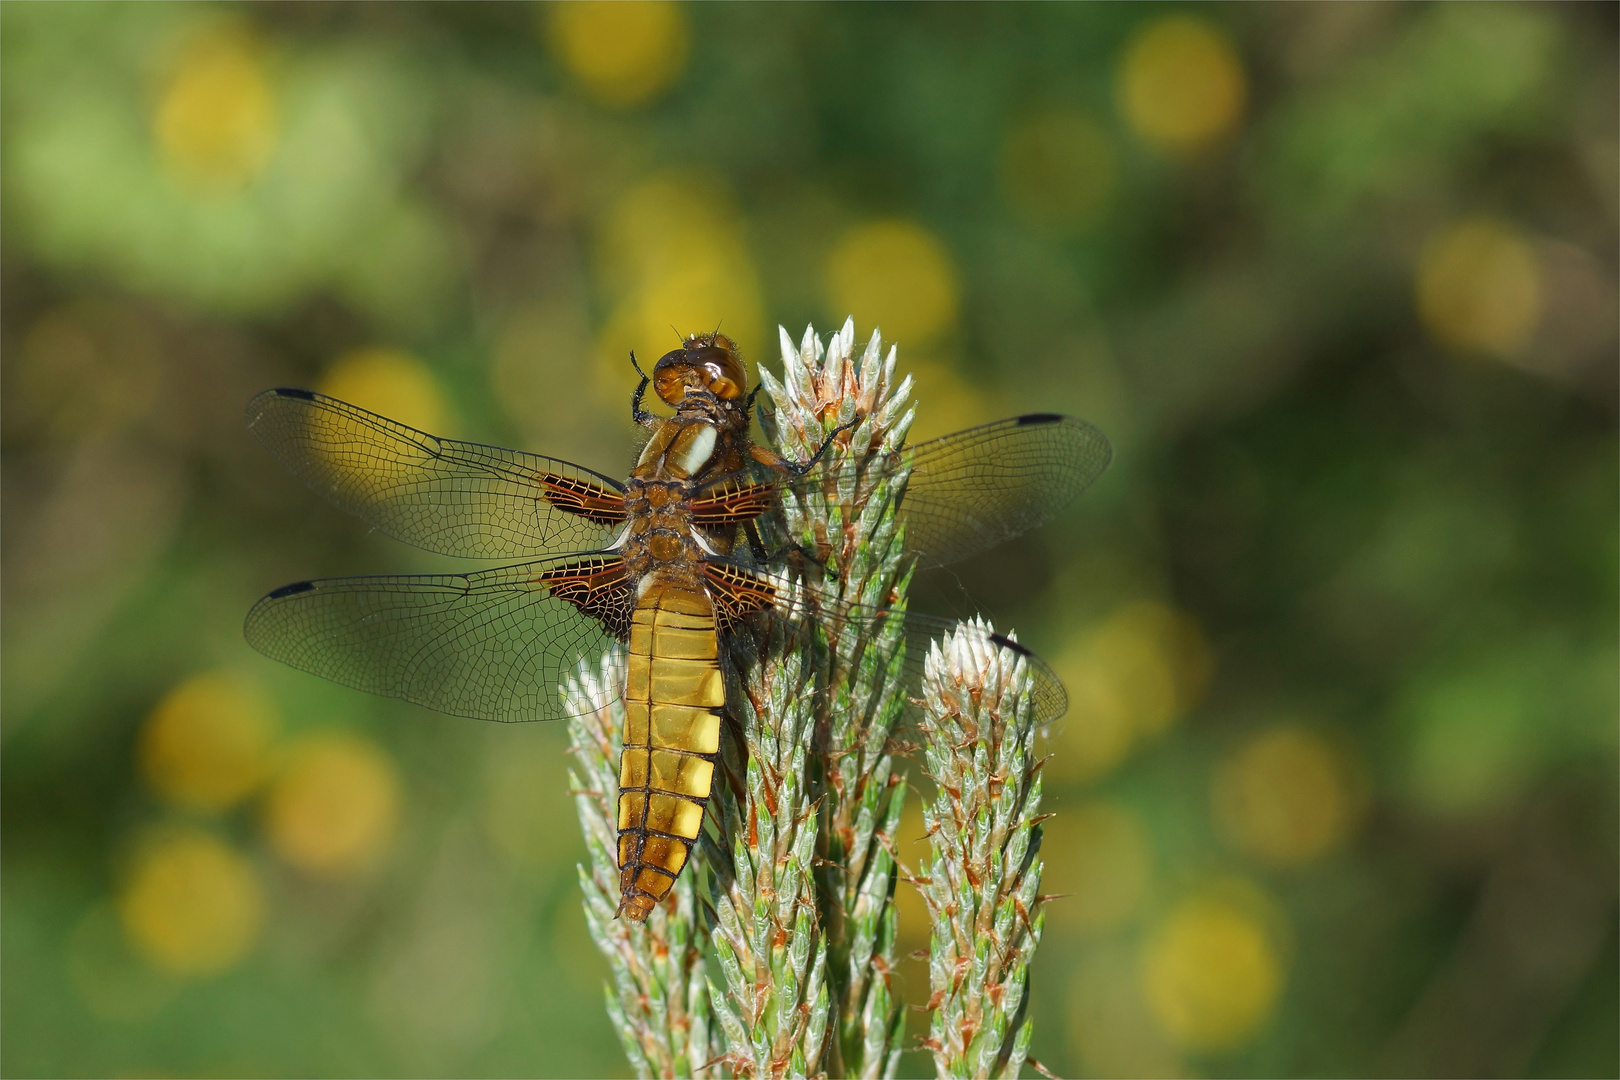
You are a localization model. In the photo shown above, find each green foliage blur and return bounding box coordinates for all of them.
[2,3,1614,1077]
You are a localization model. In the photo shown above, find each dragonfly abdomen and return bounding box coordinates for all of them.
[615,581,723,921]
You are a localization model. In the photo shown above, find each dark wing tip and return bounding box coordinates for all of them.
[1015,412,1067,426]
[988,632,1034,658]
[986,630,1069,723]
[246,387,318,427]
[267,580,317,600]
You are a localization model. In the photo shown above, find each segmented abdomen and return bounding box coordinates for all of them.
[615,581,723,921]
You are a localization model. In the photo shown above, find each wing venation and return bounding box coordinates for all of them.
[248,389,626,560]
[699,413,1111,568]
[700,559,1067,725]
[244,556,630,722]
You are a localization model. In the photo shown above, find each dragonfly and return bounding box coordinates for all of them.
[244,332,1111,920]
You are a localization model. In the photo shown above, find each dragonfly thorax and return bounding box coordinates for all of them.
[634,418,725,481]
[620,478,706,578]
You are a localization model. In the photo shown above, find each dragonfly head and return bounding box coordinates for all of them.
[653,332,747,405]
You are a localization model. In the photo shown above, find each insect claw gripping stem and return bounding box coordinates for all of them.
[787,416,862,478]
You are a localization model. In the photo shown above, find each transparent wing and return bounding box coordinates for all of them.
[699,414,1111,568]
[891,609,1067,725]
[704,561,1067,725]
[882,414,1111,566]
[248,388,627,560]
[244,555,631,723]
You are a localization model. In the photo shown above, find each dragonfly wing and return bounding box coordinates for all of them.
[892,610,1068,727]
[248,388,627,560]
[887,413,1112,567]
[244,555,632,722]
[703,560,1067,726]
[698,413,1111,568]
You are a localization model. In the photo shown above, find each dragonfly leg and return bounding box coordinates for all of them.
[743,519,769,562]
[747,417,861,478]
[741,521,824,570]
[629,352,658,429]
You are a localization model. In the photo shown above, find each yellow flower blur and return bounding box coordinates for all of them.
[263,732,401,877]
[319,347,449,435]
[138,670,280,813]
[154,24,279,194]
[1051,601,1213,783]
[898,354,1003,441]
[1140,891,1285,1051]
[546,0,690,109]
[1212,725,1364,865]
[825,220,960,349]
[118,829,265,977]
[999,110,1118,231]
[892,799,932,956]
[1044,801,1153,933]
[1118,16,1247,153]
[1416,218,1543,358]
[594,173,764,394]
[1069,947,1189,1079]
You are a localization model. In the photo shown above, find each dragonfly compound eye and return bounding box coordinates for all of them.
[652,337,747,404]
[651,351,695,405]
[687,334,747,400]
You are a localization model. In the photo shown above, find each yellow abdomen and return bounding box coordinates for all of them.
[616,582,724,921]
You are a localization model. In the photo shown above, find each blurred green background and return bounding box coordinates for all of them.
[3,3,1615,1077]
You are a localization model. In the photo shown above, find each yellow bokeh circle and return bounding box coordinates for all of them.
[1069,947,1188,1079]
[263,732,401,876]
[593,173,764,400]
[824,220,960,349]
[1118,16,1247,153]
[892,799,933,956]
[139,670,280,813]
[118,829,265,977]
[999,110,1118,231]
[1044,801,1153,933]
[1140,891,1284,1051]
[319,347,449,435]
[1212,725,1364,866]
[1051,600,1214,783]
[546,0,690,109]
[154,23,279,194]
[1416,218,1543,358]
[898,354,1003,442]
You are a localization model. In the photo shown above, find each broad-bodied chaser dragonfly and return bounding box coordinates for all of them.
[245,332,1110,920]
